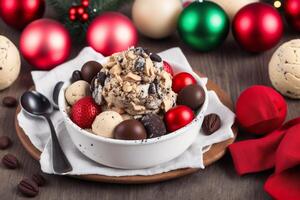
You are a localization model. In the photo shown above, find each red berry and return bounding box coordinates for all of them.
[81,0,89,7]
[69,14,76,21]
[69,7,77,15]
[81,13,89,21]
[164,105,195,132]
[163,61,174,76]
[77,6,85,15]
[70,97,101,128]
[172,72,196,93]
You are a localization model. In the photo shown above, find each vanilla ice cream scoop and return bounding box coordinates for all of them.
[269,39,300,99]
[65,80,91,105]
[92,111,123,138]
[0,35,21,90]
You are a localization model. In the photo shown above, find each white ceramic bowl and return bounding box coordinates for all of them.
[58,66,208,169]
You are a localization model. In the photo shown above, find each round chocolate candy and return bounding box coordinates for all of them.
[81,61,102,83]
[114,119,147,140]
[71,70,82,83]
[140,114,166,138]
[177,84,205,110]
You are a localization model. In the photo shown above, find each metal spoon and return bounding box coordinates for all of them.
[20,91,72,174]
[52,81,64,110]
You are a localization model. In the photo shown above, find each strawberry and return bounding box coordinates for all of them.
[163,61,174,76]
[70,96,101,128]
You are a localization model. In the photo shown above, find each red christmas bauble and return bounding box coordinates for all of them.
[163,61,174,76]
[284,0,300,31]
[20,19,71,70]
[172,72,196,93]
[86,12,138,56]
[232,3,283,53]
[164,105,195,132]
[236,85,287,135]
[0,0,45,29]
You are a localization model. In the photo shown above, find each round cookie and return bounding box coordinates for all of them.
[0,35,21,90]
[92,111,123,138]
[65,80,91,105]
[269,39,300,99]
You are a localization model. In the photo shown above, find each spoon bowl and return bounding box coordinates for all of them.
[20,91,53,116]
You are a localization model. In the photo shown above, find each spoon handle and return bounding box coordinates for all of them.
[43,115,72,174]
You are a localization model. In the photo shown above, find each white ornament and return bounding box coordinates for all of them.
[132,0,183,39]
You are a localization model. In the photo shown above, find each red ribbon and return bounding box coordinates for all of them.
[229,117,300,199]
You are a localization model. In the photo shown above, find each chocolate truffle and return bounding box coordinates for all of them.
[177,84,205,110]
[114,119,147,140]
[81,61,102,83]
[140,114,166,138]
[202,114,221,135]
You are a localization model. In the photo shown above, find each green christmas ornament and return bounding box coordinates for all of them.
[177,1,230,51]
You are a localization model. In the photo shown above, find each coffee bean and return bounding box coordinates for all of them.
[2,153,19,169]
[150,53,162,62]
[71,70,83,83]
[2,96,17,107]
[0,136,12,149]
[32,173,46,186]
[202,114,221,135]
[18,178,39,197]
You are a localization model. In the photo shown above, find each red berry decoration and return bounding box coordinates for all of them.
[81,0,89,7]
[232,2,283,53]
[81,13,89,22]
[236,85,287,135]
[70,97,101,129]
[164,105,195,132]
[172,72,196,93]
[284,0,300,32]
[77,6,85,15]
[163,61,174,76]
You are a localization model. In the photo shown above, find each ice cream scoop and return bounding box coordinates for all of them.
[269,39,300,99]
[0,35,21,90]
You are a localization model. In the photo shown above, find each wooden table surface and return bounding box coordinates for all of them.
[0,2,299,200]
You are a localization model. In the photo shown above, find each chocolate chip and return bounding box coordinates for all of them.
[143,48,150,55]
[202,114,221,135]
[91,72,106,91]
[71,70,82,82]
[2,96,17,107]
[150,53,162,62]
[18,178,39,197]
[32,173,46,186]
[148,83,157,94]
[134,47,144,55]
[141,114,166,138]
[134,57,145,71]
[0,136,12,149]
[2,153,19,169]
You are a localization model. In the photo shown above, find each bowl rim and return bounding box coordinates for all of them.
[58,69,209,146]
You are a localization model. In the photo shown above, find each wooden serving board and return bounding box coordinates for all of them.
[14,73,237,184]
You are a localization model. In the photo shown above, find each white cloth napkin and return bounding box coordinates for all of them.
[17,47,235,176]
